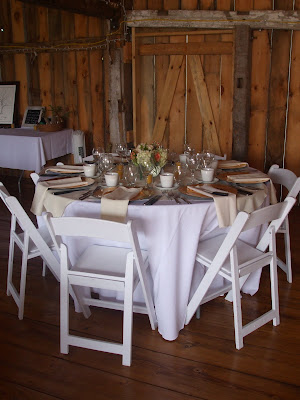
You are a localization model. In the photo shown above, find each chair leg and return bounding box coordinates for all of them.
[196,307,200,319]
[42,261,47,277]
[122,264,134,367]
[230,250,244,350]
[284,223,292,283]
[18,240,29,320]
[60,277,70,354]
[6,236,15,296]
[270,252,280,327]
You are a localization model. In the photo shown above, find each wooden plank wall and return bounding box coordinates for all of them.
[133,0,300,176]
[0,0,108,157]
[0,0,299,175]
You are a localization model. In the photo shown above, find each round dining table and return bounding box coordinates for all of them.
[32,163,275,341]
[60,193,266,341]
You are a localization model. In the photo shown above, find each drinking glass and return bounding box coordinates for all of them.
[201,150,215,168]
[92,147,104,173]
[187,153,198,184]
[123,164,138,187]
[115,143,128,160]
[140,162,153,188]
[100,153,114,177]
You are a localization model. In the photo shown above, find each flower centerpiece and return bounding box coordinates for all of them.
[131,142,168,178]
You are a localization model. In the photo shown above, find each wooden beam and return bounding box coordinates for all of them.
[232,25,251,161]
[138,42,233,56]
[18,0,128,19]
[127,10,300,30]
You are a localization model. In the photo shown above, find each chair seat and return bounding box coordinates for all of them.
[196,235,263,272]
[74,245,148,280]
[15,225,56,255]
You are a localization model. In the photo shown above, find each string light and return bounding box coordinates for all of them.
[0,1,128,54]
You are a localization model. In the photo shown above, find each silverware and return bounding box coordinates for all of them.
[144,195,162,205]
[79,190,93,200]
[53,187,89,195]
[179,196,192,204]
[199,188,229,196]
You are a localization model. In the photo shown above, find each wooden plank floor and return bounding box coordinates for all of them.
[0,175,299,400]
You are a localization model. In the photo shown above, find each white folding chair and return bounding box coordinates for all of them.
[268,164,300,283]
[44,213,157,366]
[186,196,296,350]
[0,182,60,320]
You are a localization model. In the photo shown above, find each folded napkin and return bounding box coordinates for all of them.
[226,171,270,183]
[31,177,88,216]
[218,160,249,169]
[187,184,237,227]
[101,186,143,223]
[45,165,84,174]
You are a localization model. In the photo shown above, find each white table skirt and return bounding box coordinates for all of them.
[63,199,264,341]
[0,128,73,172]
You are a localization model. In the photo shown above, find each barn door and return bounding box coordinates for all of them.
[132,28,234,157]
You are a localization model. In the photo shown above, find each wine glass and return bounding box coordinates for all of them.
[201,150,215,168]
[183,143,194,156]
[99,153,114,180]
[187,153,198,184]
[140,161,153,188]
[115,143,128,160]
[123,164,138,187]
[92,147,104,173]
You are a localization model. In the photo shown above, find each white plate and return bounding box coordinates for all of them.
[154,182,179,191]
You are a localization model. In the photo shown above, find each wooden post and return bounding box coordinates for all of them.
[232,25,251,161]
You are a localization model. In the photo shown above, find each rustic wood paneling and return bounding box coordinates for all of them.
[248,0,273,171]
[232,25,252,161]
[11,0,27,125]
[163,0,180,10]
[248,30,271,171]
[285,0,300,176]
[168,36,186,154]
[187,34,204,152]
[181,0,198,9]
[88,16,105,150]
[265,0,294,170]
[133,0,147,9]
[75,13,93,154]
[0,0,15,81]
[217,0,234,10]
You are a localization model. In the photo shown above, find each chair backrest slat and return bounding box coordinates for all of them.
[48,216,132,244]
[268,164,297,192]
[253,197,295,252]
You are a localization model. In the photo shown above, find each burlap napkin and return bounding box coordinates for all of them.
[31,177,88,216]
[101,186,143,223]
[187,184,237,227]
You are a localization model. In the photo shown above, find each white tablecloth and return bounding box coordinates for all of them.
[0,128,73,172]
[62,199,265,341]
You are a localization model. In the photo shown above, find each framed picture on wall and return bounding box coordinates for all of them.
[0,81,20,128]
